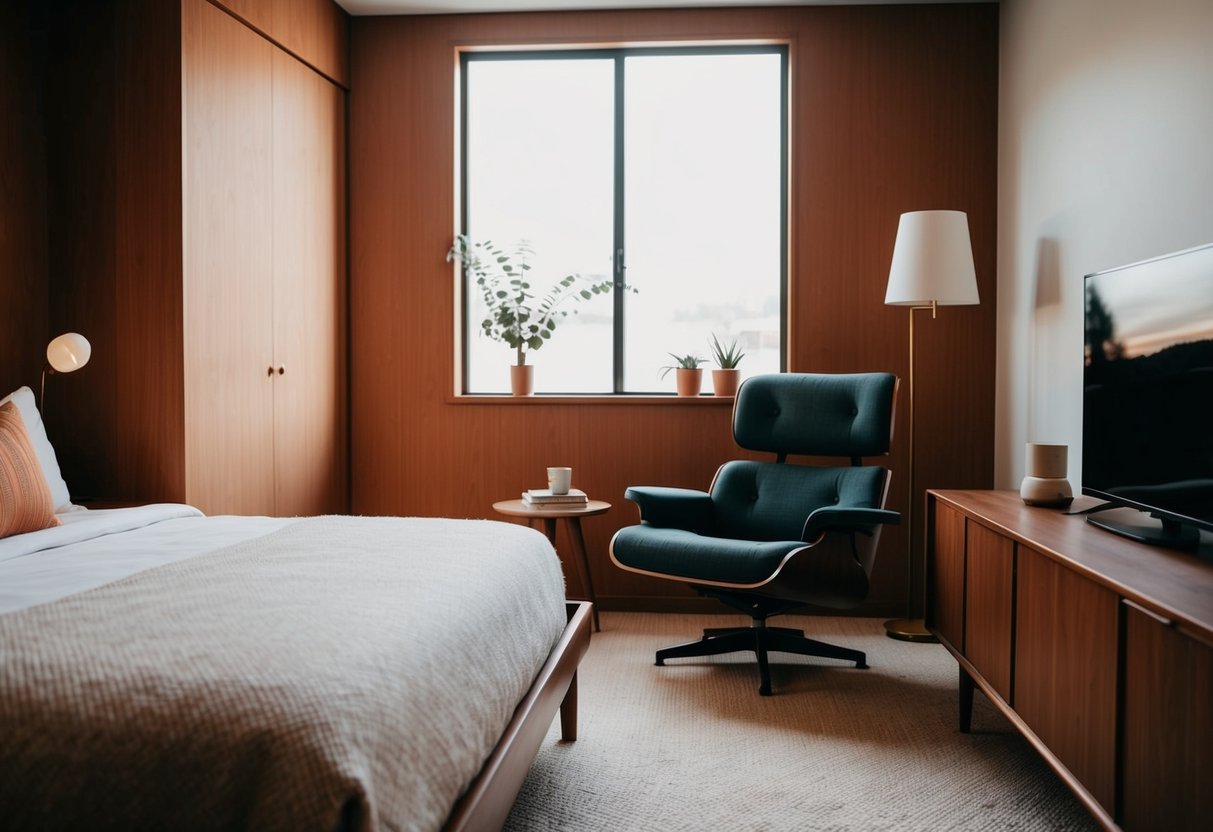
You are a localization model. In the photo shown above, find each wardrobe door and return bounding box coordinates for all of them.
[182,0,276,516]
[271,47,347,516]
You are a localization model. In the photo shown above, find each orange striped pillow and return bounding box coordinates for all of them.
[1,401,62,538]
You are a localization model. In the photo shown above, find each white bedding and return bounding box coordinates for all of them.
[0,504,291,614]
[0,508,570,831]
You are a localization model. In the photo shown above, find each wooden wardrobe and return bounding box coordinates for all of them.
[45,0,349,517]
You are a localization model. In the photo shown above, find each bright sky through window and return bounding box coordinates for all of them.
[462,48,785,394]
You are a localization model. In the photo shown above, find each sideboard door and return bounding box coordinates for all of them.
[1015,546,1118,814]
[1121,601,1213,831]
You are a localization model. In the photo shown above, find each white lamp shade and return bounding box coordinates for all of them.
[46,332,92,373]
[885,210,980,306]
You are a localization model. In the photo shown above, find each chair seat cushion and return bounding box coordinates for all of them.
[612,525,805,585]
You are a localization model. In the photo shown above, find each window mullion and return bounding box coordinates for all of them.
[612,54,626,394]
[459,52,471,394]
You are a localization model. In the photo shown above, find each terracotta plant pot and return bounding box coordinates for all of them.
[510,364,534,396]
[674,367,703,397]
[711,368,740,397]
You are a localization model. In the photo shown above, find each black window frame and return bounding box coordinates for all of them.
[458,44,789,395]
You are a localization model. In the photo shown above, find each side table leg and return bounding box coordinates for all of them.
[541,517,558,546]
[565,517,601,632]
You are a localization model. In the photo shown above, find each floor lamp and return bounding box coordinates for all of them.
[883,210,979,642]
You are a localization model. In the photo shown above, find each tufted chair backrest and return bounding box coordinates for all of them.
[732,373,896,459]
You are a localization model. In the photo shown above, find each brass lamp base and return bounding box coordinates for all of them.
[883,617,938,643]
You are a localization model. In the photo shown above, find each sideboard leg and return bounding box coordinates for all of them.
[959,665,975,733]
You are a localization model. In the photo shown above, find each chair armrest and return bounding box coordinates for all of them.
[801,507,900,542]
[624,486,714,533]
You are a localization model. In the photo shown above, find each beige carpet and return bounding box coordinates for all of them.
[504,613,1099,831]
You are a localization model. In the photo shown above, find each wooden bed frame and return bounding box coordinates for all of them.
[444,601,593,831]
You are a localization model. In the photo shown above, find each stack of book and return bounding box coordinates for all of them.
[522,488,588,508]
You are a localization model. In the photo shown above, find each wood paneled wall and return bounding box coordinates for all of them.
[0,0,48,396]
[44,0,186,503]
[349,5,999,614]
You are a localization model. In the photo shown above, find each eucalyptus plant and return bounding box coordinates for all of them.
[447,235,615,366]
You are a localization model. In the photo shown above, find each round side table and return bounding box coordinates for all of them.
[492,499,610,632]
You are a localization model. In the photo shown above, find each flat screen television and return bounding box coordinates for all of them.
[1083,241,1213,549]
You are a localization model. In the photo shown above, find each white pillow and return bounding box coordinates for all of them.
[0,387,73,512]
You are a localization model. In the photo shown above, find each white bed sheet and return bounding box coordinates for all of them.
[0,505,291,615]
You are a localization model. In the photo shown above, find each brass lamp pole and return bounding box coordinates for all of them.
[882,211,979,642]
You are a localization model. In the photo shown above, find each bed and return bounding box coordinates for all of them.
[0,387,591,831]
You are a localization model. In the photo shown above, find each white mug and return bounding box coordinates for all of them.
[547,467,572,495]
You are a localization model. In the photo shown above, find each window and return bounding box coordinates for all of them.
[459,46,787,394]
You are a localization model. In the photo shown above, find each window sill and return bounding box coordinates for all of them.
[446,394,735,406]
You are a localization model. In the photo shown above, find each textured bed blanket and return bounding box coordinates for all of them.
[0,516,567,832]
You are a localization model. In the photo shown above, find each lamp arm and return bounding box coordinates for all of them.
[40,365,54,411]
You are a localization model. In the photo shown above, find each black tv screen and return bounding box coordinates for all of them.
[1083,242,1213,546]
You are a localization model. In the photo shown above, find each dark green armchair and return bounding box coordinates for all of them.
[609,372,900,695]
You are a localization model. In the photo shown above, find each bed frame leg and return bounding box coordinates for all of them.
[559,672,578,741]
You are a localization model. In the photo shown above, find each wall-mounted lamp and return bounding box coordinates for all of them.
[883,210,980,643]
[41,332,92,410]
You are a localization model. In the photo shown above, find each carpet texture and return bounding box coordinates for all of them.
[504,613,1099,831]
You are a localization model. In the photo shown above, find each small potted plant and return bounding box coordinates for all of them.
[708,334,746,397]
[660,353,706,397]
[447,235,614,395]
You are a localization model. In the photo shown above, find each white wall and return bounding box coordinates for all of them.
[996,0,1213,488]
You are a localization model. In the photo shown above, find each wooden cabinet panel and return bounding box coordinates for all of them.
[38,0,345,514]
[928,490,1213,830]
[1015,545,1117,814]
[211,0,349,87]
[271,47,347,516]
[964,521,1014,701]
[927,501,966,650]
[271,0,348,86]
[182,0,276,516]
[212,0,272,34]
[1121,603,1213,831]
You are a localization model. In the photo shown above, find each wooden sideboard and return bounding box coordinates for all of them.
[925,490,1213,831]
